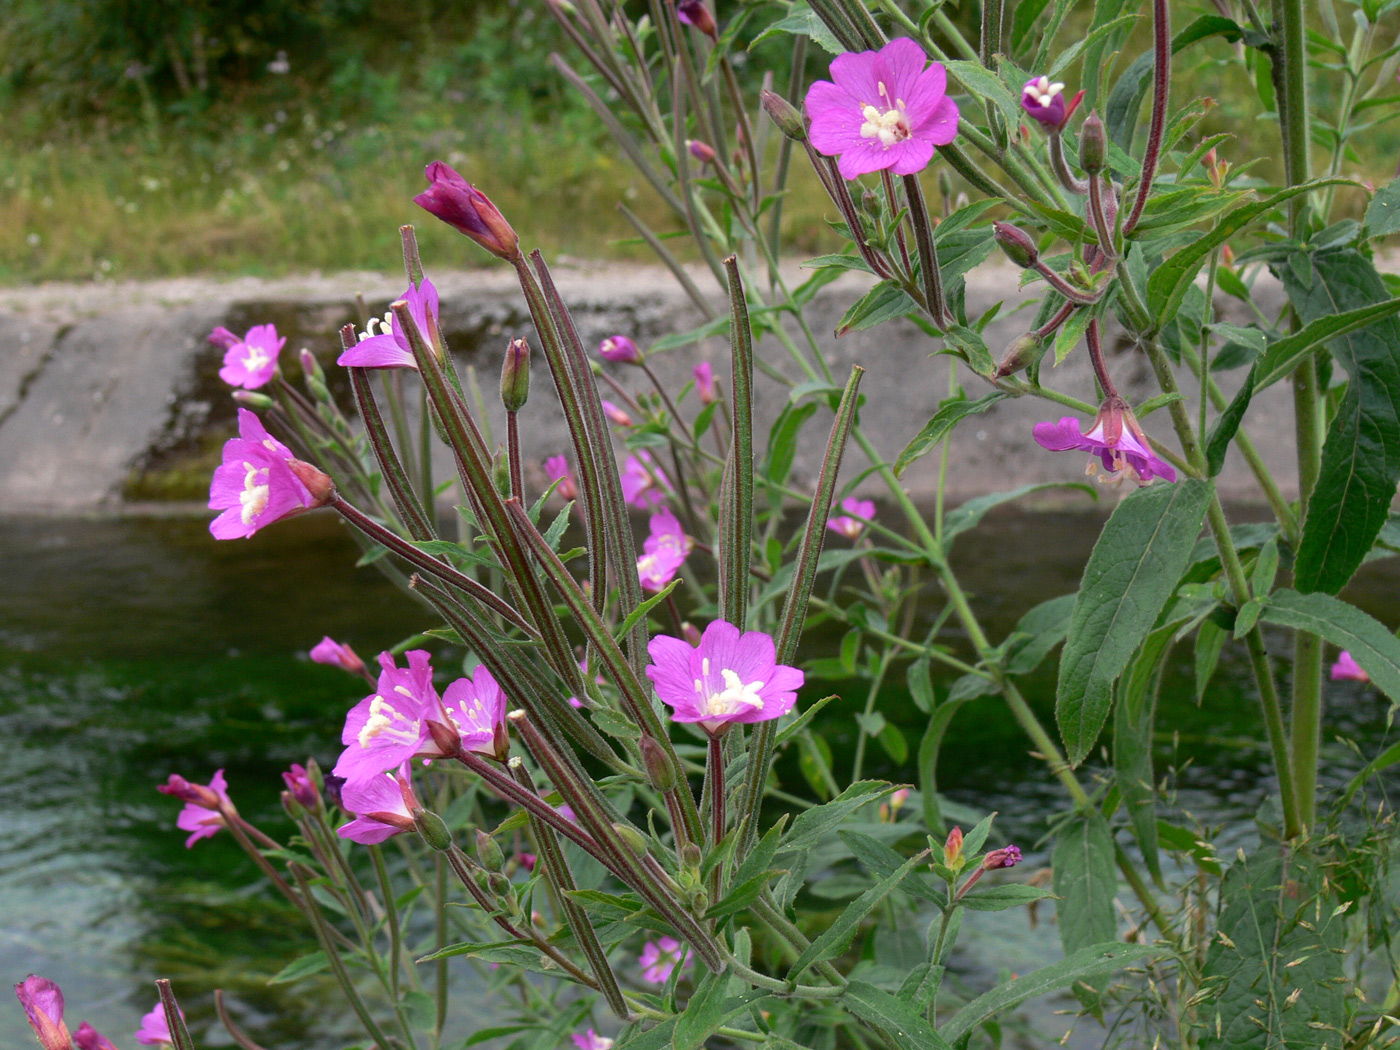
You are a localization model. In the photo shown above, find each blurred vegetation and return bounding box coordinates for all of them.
[0,0,1395,283]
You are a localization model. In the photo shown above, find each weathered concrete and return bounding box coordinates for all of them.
[0,260,1296,514]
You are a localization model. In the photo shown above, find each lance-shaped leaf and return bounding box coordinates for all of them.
[1057,480,1211,765]
[1258,589,1400,705]
[1052,810,1118,1009]
[787,852,927,978]
[1277,249,1400,594]
[719,256,755,630]
[841,982,954,1050]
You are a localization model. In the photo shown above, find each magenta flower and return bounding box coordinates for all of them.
[517,851,538,872]
[158,768,233,848]
[638,936,691,983]
[599,335,642,365]
[414,162,520,261]
[1021,76,1067,129]
[646,620,804,735]
[1331,650,1370,682]
[983,845,1022,869]
[622,451,672,509]
[209,409,326,539]
[334,650,438,784]
[282,763,319,808]
[435,665,510,758]
[337,279,440,370]
[638,508,690,593]
[693,361,717,404]
[15,976,71,1050]
[687,139,717,165]
[557,804,577,822]
[572,1030,615,1050]
[75,1023,120,1050]
[805,38,959,180]
[601,400,635,427]
[828,496,876,539]
[217,323,285,390]
[546,455,579,501]
[1033,398,1176,485]
[337,764,418,844]
[208,326,239,351]
[676,0,717,38]
[310,636,366,676]
[134,1000,182,1047]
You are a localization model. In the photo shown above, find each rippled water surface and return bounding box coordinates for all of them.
[3,509,1397,1048]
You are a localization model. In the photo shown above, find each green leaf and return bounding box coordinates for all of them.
[1194,619,1226,702]
[788,852,926,977]
[835,280,917,336]
[907,658,935,713]
[958,883,1058,911]
[616,1018,676,1050]
[944,60,1022,126]
[750,3,842,54]
[403,990,437,1032]
[1113,621,1180,884]
[1204,365,1255,476]
[1257,590,1400,705]
[1340,740,1400,809]
[615,579,681,639]
[672,974,768,1050]
[940,324,996,376]
[1199,851,1345,1049]
[943,482,1095,549]
[1054,304,1095,366]
[1052,811,1119,1007]
[918,698,973,835]
[941,943,1162,1044]
[267,951,328,984]
[841,981,954,1050]
[1253,297,1400,390]
[1365,175,1400,237]
[894,392,1008,476]
[1005,593,1078,675]
[1057,480,1212,765]
[780,781,894,854]
[1277,249,1400,593]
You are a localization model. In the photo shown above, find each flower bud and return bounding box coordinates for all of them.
[15,975,73,1050]
[613,823,649,857]
[488,871,513,898]
[208,326,240,351]
[982,845,1022,870]
[693,361,716,404]
[299,348,323,382]
[476,830,505,872]
[993,222,1039,268]
[598,335,642,365]
[310,637,366,677]
[681,622,702,647]
[601,399,634,426]
[500,337,531,412]
[414,808,454,852]
[687,139,717,165]
[232,390,276,411]
[994,333,1043,379]
[680,842,702,870]
[282,762,319,809]
[761,89,807,142]
[640,736,677,792]
[414,161,520,261]
[676,0,717,38]
[321,774,346,810]
[287,459,336,506]
[943,825,964,868]
[1079,112,1106,174]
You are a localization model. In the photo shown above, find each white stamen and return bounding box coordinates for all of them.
[357,695,419,747]
[702,668,766,717]
[241,346,271,374]
[858,97,912,148]
[239,463,270,525]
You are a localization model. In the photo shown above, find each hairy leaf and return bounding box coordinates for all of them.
[1052,811,1118,1007]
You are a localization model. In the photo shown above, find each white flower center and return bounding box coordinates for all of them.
[1024,76,1065,106]
[239,463,270,525]
[241,345,271,374]
[694,658,766,718]
[358,694,421,748]
[859,82,911,148]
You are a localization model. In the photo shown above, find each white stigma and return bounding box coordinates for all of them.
[241,345,270,374]
[239,462,270,525]
[703,668,766,717]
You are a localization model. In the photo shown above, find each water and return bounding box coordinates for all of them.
[3,509,1397,1048]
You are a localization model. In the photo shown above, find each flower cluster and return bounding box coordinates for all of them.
[637,507,691,592]
[15,976,178,1050]
[828,496,876,540]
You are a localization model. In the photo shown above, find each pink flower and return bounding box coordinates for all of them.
[337,280,440,370]
[599,335,642,364]
[983,845,1022,869]
[134,1000,183,1047]
[693,362,717,404]
[827,496,876,539]
[646,621,804,735]
[15,976,71,1050]
[334,650,439,784]
[217,323,285,390]
[75,1022,120,1050]
[435,665,510,759]
[517,852,538,872]
[601,400,634,426]
[1033,398,1176,485]
[622,451,671,509]
[282,763,319,808]
[805,38,959,179]
[1021,76,1067,129]
[638,508,690,592]
[676,0,717,38]
[158,769,233,848]
[687,139,717,164]
[414,162,519,261]
[638,936,691,983]
[557,804,577,822]
[572,1030,615,1050]
[209,409,325,539]
[337,764,418,844]
[1331,651,1369,682]
[546,455,579,501]
[207,326,240,351]
[310,636,366,676]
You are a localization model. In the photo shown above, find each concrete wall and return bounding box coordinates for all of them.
[0,261,1294,514]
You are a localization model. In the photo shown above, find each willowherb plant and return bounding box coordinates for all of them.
[17,0,1400,1048]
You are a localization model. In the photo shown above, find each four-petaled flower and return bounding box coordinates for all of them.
[646,620,804,735]
[158,768,233,848]
[135,999,183,1047]
[573,1030,615,1050]
[209,409,328,539]
[638,936,691,983]
[216,323,285,390]
[1021,76,1067,129]
[1033,398,1176,486]
[1331,650,1369,683]
[546,455,579,501]
[15,975,71,1050]
[622,451,672,509]
[310,636,366,676]
[805,38,959,179]
[828,496,876,539]
[334,650,439,784]
[337,764,419,844]
[638,507,691,593]
[337,279,440,370]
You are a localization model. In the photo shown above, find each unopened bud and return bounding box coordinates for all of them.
[306,373,332,404]
[500,337,530,412]
[937,169,953,202]
[232,390,276,411]
[640,736,677,792]
[488,872,513,899]
[598,335,642,365]
[681,842,702,870]
[613,823,649,857]
[414,808,453,852]
[476,830,505,872]
[287,460,335,506]
[1079,112,1106,174]
[414,161,520,261]
[994,333,1043,379]
[676,0,718,39]
[425,717,463,758]
[760,89,807,142]
[993,222,1039,268]
[943,825,965,868]
[687,139,717,165]
[689,886,709,912]
[681,622,702,647]
[299,348,323,381]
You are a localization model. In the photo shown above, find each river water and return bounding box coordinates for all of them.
[3,508,1396,1048]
